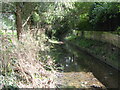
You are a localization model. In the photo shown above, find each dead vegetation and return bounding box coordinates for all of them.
[0,30,56,89]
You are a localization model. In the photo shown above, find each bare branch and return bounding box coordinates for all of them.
[22,12,33,27]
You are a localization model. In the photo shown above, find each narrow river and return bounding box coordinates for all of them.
[51,43,120,89]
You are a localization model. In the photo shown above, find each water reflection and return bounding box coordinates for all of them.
[51,44,120,88]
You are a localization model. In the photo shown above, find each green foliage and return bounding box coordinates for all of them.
[90,3,118,23]
[32,12,40,22]
[77,13,92,30]
[89,2,120,30]
[2,2,120,40]
[52,2,94,40]
[49,2,74,39]
[2,14,15,30]
[0,30,4,35]
[68,37,120,68]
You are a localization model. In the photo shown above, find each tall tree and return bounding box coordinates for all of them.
[15,2,22,40]
[2,2,37,40]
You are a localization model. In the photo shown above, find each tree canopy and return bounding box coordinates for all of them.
[1,2,120,40]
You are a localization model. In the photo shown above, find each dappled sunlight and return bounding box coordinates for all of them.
[55,71,105,88]
[0,31,56,88]
[1,1,120,89]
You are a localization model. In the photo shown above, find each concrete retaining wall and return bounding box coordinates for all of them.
[84,31,120,48]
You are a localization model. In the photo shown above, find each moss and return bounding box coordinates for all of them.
[68,37,120,68]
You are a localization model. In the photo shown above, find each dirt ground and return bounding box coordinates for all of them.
[55,72,106,89]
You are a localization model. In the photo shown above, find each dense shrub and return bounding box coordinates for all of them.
[89,2,120,30]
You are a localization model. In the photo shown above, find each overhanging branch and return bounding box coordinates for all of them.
[22,12,33,27]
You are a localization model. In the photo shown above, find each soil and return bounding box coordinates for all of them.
[55,72,106,89]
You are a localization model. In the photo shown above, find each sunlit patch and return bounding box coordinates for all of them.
[55,72,105,88]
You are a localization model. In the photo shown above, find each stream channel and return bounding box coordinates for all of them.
[51,43,120,89]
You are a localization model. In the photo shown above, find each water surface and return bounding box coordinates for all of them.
[51,43,120,89]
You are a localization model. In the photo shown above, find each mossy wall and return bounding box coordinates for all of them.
[84,31,120,48]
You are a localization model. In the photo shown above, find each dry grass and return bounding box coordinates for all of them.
[0,30,56,89]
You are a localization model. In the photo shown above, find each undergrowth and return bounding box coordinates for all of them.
[67,37,120,68]
[0,30,56,89]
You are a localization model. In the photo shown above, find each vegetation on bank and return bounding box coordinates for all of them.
[1,1,120,89]
[2,2,120,41]
[66,36,120,69]
[0,31,56,89]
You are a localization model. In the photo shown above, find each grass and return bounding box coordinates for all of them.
[66,36,120,68]
[0,30,17,36]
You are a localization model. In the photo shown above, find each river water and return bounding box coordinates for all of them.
[51,43,120,89]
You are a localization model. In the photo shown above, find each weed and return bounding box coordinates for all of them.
[0,30,56,88]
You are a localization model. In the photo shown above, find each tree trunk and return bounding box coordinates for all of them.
[15,3,22,40]
[81,31,84,38]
